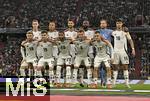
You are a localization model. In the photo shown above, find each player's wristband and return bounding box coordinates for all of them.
[132,48,135,50]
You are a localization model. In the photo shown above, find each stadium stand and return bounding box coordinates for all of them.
[0,0,150,28]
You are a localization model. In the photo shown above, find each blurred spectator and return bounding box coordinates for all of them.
[5,16,18,28]
[0,36,23,76]
[0,0,149,28]
[135,15,145,26]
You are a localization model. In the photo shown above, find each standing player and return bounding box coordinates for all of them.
[37,31,55,87]
[79,20,95,86]
[20,31,38,77]
[92,31,114,88]
[64,19,78,60]
[55,32,72,87]
[47,21,59,59]
[112,19,135,88]
[96,19,113,87]
[64,20,78,79]
[72,30,92,86]
[47,21,59,76]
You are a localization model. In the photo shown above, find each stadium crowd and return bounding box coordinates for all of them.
[0,36,22,76]
[0,0,150,28]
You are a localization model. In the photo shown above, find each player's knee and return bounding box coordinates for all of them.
[20,62,28,68]
[94,67,98,72]
[57,65,62,71]
[112,64,118,70]
[122,64,128,70]
[106,67,111,73]
[49,66,54,71]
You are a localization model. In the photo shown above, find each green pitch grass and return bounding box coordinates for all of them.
[50,84,150,96]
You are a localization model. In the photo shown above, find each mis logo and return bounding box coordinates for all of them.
[5,78,47,96]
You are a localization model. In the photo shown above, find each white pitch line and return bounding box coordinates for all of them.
[49,88,150,93]
[50,88,79,91]
[81,89,125,92]
[134,90,150,93]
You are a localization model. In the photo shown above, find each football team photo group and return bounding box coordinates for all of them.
[20,19,135,89]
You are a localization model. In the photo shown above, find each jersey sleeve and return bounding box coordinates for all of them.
[21,40,27,46]
[111,31,115,36]
[70,44,76,57]
[64,32,69,39]
[21,46,26,59]
[73,32,78,40]
[125,32,132,40]
[56,31,59,38]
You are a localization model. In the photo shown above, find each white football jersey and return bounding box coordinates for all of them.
[39,41,54,59]
[48,31,59,40]
[112,30,128,52]
[85,30,95,40]
[32,31,41,41]
[64,30,77,40]
[23,41,38,60]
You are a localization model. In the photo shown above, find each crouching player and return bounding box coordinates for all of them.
[20,31,38,77]
[37,31,55,87]
[72,30,92,87]
[55,32,72,87]
[92,31,114,88]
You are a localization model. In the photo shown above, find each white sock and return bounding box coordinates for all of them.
[20,68,25,76]
[124,70,129,85]
[113,71,118,85]
[72,69,78,83]
[79,68,84,84]
[66,66,71,83]
[56,66,62,83]
[87,69,92,84]
[49,70,54,83]
[45,70,49,76]
[34,69,37,77]
[93,78,98,84]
